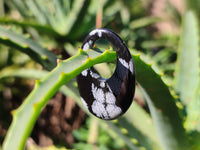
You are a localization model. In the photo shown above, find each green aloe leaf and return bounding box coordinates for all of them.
[129,16,161,30]
[0,67,47,81]
[0,18,60,37]
[117,116,160,150]
[134,53,190,150]
[124,101,161,148]
[27,144,68,150]
[106,121,141,150]
[6,0,27,17]
[186,82,200,131]
[55,0,90,35]
[0,66,160,150]
[0,66,143,150]
[2,51,189,150]
[0,26,57,70]
[174,11,199,105]
[0,26,190,150]
[2,48,116,150]
[66,0,94,39]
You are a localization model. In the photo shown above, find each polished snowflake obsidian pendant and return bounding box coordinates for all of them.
[77,28,135,120]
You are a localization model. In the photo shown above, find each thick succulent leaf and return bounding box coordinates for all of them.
[4,0,92,37]
[175,10,200,134]
[124,101,161,148]
[6,0,28,17]
[134,53,190,150]
[3,50,189,150]
[0,27,57,70]
[129,16,161,30]
[2,49,116,150]
[0,67,158,150]
[0,26,190,150]
[117,117,161,150]
[174,11,199,105]
[185,81,200,131]
[26,143,68,150]
[106,121,141,150]
[55,0,90,35]
[66,0,95,39]
[24,0,49,25]
[0,67,47,81]
[0,18,60,37]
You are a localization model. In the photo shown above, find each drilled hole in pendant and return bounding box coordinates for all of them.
[93,39,116,79]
